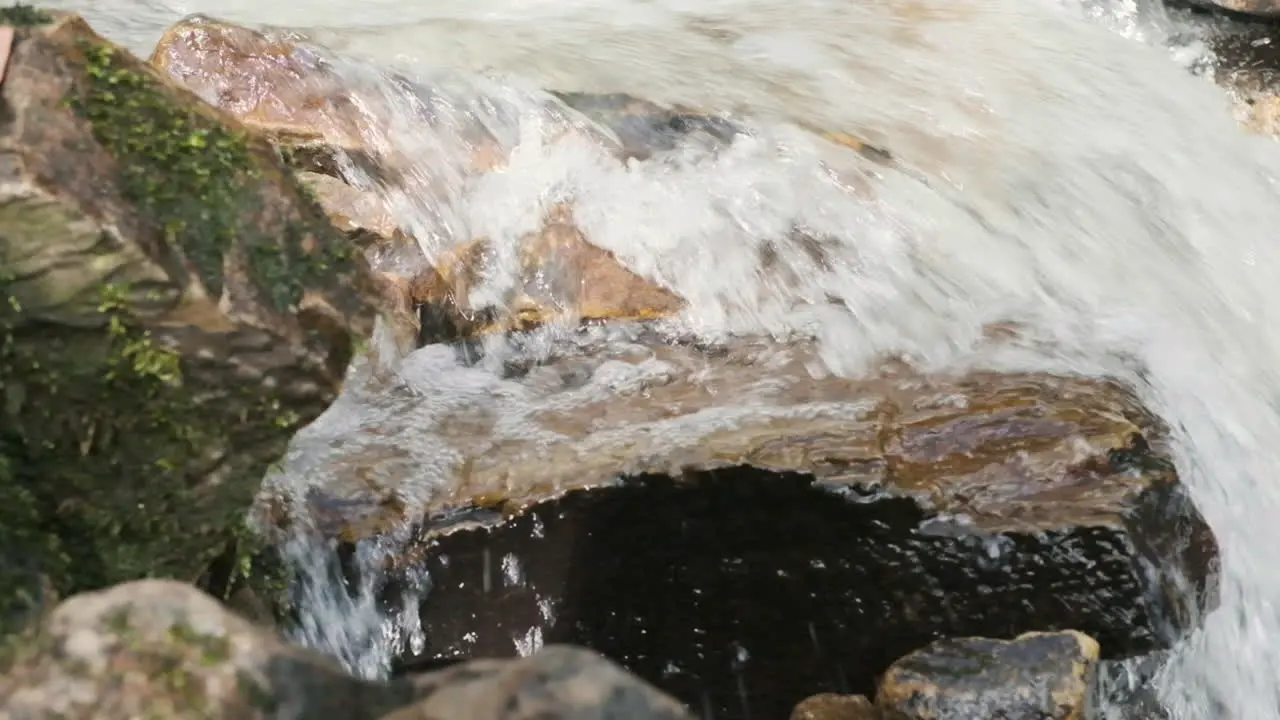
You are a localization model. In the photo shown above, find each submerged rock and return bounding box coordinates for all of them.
[0,580,689,720]
[277,334,1215,720]
[790,693,878,720]
[0,9,377,630]
[875,631,1099,720]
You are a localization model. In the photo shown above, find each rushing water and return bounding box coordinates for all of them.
[40,0,1280,716]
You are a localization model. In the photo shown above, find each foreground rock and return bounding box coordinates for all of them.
[267,334,1216,720]
[876,631,1099,720]
[0,580,691,720]
[0,9,378,630]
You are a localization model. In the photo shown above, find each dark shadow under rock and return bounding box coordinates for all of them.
[396,463,1208,720]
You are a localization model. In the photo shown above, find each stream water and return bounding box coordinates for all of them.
[37,0,1280,716]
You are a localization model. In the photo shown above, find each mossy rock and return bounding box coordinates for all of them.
[0,10,378,633]
[0,580,417,717]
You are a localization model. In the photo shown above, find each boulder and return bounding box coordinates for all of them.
[875,631,1099,720]
[0,9,378,631]
[790,693,879,720]
[410,206,685,342]
[0,579,691,720]
[268,335,1216,720]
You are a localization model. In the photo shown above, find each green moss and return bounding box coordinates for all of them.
[0,30,366,636]
[0,272,313,634]
[168,622,232,667]
[0,3,53,26]
[69,39,355,313]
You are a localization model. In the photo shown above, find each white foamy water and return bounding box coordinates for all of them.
[46,0,1280,716]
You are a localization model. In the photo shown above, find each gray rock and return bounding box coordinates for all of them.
[0,580,691,720]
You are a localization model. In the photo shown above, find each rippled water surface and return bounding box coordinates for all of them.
[41,0,1280,716]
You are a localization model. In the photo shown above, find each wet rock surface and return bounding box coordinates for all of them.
[411,207,686,342]
[875,630,1099,720]
[11,12,1221,720]
[789,693,878,720]
[1179,0,1280,17]
[0,9,378,631]
[0,580,690,720]
[147,14,367,176]
[275,334,1216,720]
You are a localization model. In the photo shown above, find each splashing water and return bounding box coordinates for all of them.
[45,0,1280,715]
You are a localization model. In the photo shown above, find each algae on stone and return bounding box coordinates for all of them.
[0,11,378,632]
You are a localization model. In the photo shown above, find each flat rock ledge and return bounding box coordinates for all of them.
[270,335,1218,720]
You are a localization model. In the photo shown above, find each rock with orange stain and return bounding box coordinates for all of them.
[409,210,685,343]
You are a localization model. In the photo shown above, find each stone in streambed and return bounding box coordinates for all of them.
[875,631,1099,720]
[0,9,378,632]
[790,693,879,720]
[386,646,694,720]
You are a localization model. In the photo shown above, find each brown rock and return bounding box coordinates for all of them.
[148,14,364,173]
[791,693,878,720]
[410,208,685,342]
[0,9,377,629]
[875,631,1100,720]
[148,16,504,181]
[297,171,405,243]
